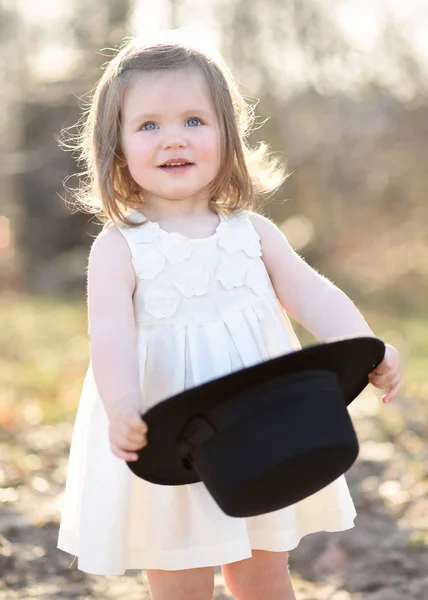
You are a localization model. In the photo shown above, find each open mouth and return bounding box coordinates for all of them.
[159,161,194,169]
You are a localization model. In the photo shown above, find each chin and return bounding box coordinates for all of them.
[160,187,209,201]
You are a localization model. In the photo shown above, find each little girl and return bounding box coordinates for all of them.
[58,35,402,600]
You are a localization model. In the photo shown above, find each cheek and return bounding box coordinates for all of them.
[123,137,153,170]
[198,131,221,172]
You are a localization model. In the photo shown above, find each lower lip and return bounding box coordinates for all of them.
[159,164,194,173]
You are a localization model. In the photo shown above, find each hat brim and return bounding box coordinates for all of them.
[127,337,385,485]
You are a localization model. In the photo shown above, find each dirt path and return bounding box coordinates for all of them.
[1,392,427,599]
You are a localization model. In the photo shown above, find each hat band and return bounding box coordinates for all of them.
[178,369,340,468]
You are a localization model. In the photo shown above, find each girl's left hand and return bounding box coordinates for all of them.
[368,343,403,404]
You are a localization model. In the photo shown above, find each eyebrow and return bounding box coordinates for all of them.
[129,109,213,125]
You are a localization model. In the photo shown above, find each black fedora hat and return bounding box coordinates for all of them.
[127,337,385,517]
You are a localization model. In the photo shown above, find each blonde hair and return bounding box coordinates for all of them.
[65,35,287,227]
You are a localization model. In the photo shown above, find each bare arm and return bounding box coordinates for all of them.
[250,213,375,341]
[87,226,147,460]
[251,213,403,402]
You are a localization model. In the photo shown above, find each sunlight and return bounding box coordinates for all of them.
[335,0,428,64]
[28,44,80,81]
[131,0,222,50]
[335,0,382,52]
[17,0,73,24]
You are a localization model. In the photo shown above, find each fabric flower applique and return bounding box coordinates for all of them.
[158,232,193,265]
[173,261,210,298]
[246,260,270,295]
[144,283,181,319]
[217,221,262,258]
[131,247,165,280]
[127,220,161,244]
[215,256,246,290]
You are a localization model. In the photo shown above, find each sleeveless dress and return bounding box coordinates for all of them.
[57,209,356,575]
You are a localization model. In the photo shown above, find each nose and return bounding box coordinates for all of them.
[161,127,188,150]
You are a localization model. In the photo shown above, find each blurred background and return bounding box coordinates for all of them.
[0,1,427,598]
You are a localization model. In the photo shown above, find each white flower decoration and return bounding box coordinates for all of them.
[131,248,165,280]
[215,256,246,290]
[128,221,160,243]
[217,222,262,257]
[158,233,193,265]
[144,283,180,319]
[246,261,269,295]
[173,261,210,298]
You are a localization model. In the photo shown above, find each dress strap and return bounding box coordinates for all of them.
[217,210,262,258]
[115,210,160,259]
[221,209,254,226]
[221,210,260,236]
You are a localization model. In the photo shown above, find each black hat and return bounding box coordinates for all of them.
[127,337,385,517]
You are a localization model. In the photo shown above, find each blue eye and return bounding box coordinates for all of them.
[185,118,201,127]
[141,122,158,131]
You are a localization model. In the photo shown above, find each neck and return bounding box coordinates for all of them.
[139,197,213,220]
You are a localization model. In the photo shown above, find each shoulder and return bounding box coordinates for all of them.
[87,225,136,293]
[88,224,133,272]
[221,210,294,267]
[90,223,131,255]
[247,211,289,250]
[245,212,297,269]
[226,209,286,245]
[246,211,278,235]
[225,209,277,233]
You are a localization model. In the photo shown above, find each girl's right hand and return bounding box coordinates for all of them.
[108,405,148,462]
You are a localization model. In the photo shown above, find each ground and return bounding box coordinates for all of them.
[1,386,427,600]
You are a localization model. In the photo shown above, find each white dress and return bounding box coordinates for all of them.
[57,209,356,575]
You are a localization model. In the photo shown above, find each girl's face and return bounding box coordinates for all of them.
[120,68,221,208]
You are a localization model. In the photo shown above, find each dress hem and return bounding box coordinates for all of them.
[57,510,356,575]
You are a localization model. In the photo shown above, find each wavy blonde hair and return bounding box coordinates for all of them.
[65,35,287,227]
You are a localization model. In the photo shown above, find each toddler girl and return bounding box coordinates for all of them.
[58,34,402,600]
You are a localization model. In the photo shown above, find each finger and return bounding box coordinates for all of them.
[369,368,401,385]
[370,357,391,374]
[370,372,401,390]
[381,382,401,404]
[117,418,147,441]
[119,427,147,445]
[369,373,392,388]
[111,432,147,452]
[124,413,148,434]
[382,380,401,402]
[110,443,139,462]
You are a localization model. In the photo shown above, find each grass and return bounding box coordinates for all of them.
[0,294,88,424]
[0,294,426,425]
